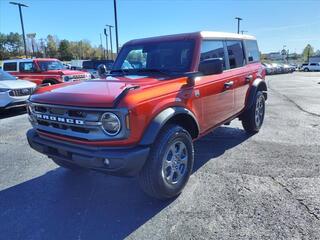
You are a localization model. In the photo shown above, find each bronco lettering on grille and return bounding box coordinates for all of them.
[35,114,85,125]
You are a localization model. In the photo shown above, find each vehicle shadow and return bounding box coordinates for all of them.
[0,107,27,120]
[0,126,251,240]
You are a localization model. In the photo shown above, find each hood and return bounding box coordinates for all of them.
[0,80,36,89]
[30,79,140,108]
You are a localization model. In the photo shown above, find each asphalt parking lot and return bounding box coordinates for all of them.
[0,72,319,240]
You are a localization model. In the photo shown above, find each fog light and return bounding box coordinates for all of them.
[104,158,110,166]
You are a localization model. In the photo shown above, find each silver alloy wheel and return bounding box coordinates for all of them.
[162,140,188,185]
[255,94,265,127]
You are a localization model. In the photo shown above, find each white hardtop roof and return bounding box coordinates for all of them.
[199,31,256,40]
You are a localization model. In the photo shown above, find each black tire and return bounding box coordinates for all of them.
[138,124,194,199]
[52,158,83,171]
[242,91,265,134]
[304,68,309,72]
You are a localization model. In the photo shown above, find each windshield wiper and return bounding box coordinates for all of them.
[109,69,131,75]
[135,68,172,76]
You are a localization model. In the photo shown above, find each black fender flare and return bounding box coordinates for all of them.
[245,78,268,110]
[139,107,200,146]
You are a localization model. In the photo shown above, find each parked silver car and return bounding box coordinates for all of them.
[0,70,36,111]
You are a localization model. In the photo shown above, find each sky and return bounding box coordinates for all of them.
[0,0,320,53]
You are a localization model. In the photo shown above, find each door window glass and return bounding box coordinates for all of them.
[226,41,245,69]
[19,62,35,72]
[200,40,226,69]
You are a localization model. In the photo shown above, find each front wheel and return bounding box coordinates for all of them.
[242,91,265,134]
[138,124,194,199]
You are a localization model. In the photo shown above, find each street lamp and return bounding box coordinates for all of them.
[113,0,119,54]
[235,17,242,34]
[106,24,114,59]
[104,28,109,60]
[9,2,28,57]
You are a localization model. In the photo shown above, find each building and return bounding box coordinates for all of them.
[266,52,283,60]
[309,56,320,63]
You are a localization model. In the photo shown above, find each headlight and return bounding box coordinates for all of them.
[63,75,71,82]
[101,112,121,135]
[0,88,9,92]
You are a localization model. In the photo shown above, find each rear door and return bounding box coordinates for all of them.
[230,40,259,113]
[197,40,235,131]
[18,61,43,85]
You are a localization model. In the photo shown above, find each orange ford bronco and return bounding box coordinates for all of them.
[27,32,267,199]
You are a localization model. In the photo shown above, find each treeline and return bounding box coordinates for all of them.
[0,32,109,61]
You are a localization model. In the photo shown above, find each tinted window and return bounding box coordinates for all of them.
[200,40,226,69]
[226,40,245,69]
[19,62,35,72]
[3,62,17,71]
[113,40,195,73]
[245,40,260,63]
[310,63,317,66]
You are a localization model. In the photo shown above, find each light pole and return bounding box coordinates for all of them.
[106,24,114,59]
[113,0,119,54]
[104,28,109,60]
[99,33,104,59]
[235,17,242,34]
[9,2,28,57]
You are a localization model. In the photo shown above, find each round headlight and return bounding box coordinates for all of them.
[64,76,70,82]
[101,112,121,135]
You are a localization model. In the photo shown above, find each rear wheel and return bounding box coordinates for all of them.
[304,68,309,72]
[242,91,265,134]
[138,124,194,199]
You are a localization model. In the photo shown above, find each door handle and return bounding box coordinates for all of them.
[245,75,253,83]
[224,81,234,89]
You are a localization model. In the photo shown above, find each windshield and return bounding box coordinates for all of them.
[0,70,16,81]
[83,60,114,70]
[38,60,64,71]
[112,39,195,74]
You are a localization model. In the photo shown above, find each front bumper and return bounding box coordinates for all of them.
[0,92,29,109]
[27,129,150,176]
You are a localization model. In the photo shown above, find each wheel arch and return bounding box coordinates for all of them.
[42,78,59,85]
[245,78,268,110]
[139,107,200,146]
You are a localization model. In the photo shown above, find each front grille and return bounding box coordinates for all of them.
[29,103,106,140]
[28,102,128,141]
[9,88,34,96]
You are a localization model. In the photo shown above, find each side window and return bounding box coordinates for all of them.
[244,40,260,63]
[19,62,35,72]
[310,63,316,66]
[3,62,17,71]
[200,40,226,69]
[226,40,245,69]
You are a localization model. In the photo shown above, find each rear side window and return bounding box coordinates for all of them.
[200,40,226,69]
[19,62,35,72]
[245,40,260,63]
[226,40,245,69]
[3,62,17,71]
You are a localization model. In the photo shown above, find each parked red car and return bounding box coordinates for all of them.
[26,32,267,199]
[2,58,91,85]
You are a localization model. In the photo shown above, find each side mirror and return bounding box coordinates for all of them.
[97,64,107,77]
[198,58,224,75]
